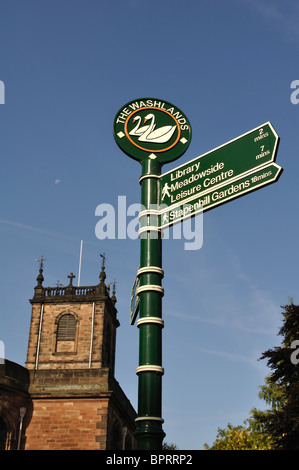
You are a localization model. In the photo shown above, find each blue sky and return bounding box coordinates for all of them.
[0,0,298,449]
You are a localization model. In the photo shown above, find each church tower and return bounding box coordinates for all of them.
[23,257,136,450]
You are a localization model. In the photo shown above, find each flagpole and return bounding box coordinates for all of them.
[78,240,83,286]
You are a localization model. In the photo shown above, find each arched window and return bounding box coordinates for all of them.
[56,314,77,353]
[57,314,76,341]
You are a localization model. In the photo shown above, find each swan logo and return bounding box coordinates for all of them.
[113,98,192,163]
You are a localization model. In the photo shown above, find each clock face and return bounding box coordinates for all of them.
[113,98,192,164]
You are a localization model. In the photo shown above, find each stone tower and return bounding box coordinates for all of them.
[23,258,136,450]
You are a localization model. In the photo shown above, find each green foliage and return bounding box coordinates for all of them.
[255,303,299,449]
[205,300,299,450]
[162,442,179,450]
[204,421,273,450]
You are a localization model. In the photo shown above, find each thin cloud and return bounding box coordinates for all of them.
[166,251,280,336]
[231,255,281,333]
[196,347,262,369]
[0,218,78,243]
[238,0,299,43]
[167,310,228,328]
[167,309,277,335]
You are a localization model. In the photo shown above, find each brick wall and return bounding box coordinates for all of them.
[23,368,136,450]
[24,398,110,450]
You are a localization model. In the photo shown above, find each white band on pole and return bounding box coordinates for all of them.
[137,266,164,278]
[135,416,164,423]
[138,209,160,220]
[136,365,164,375]
[139,174,160,184]
[136,285,164,296]
[137,317,164,328]
[138,226,161,237]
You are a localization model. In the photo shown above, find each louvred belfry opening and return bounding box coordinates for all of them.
[57,314,76,341]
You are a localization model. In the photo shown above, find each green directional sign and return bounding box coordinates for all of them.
[130,273,140,325]
[159,122,279,208]
[159,163,283,228]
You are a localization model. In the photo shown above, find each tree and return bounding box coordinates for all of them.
[252,302,299,449]
[162,442,179,450]
[204,421,273,450]
[205,300,299,450]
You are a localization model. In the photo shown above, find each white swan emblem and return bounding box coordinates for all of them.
[136,113,177,143]
[128,116,150,136]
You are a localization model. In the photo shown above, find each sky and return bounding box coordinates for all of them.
[0,0,298,450]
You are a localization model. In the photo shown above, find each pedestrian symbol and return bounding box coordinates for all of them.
[161,182,171,201]
[161,213,169,224]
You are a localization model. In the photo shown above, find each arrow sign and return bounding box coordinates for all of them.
[159,122,279,210]
[159,163,283,228]
[130,273,140,325]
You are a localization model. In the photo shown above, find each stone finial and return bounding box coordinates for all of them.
[34,256,45,298]
[99,253,106,284]
[67,272,76,286]
[97,253,108,295]
[111,280,117,306]
[36,268,44,287]
[35,256,45,287]
[99,265,106,284]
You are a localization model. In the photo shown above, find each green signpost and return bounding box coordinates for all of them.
[114,98,192,450]
[113,98,282,451]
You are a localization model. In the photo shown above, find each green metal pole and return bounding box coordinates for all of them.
[134,157,166,450]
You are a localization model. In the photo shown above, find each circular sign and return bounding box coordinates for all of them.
[113,98,192,164]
